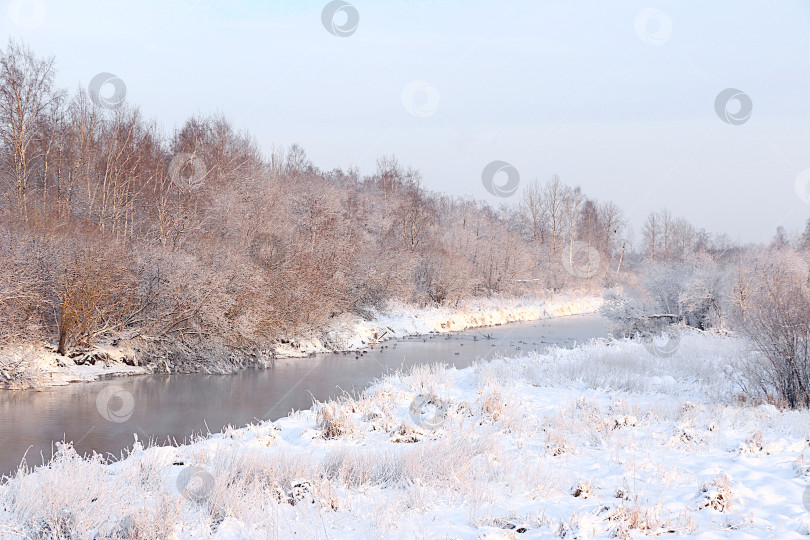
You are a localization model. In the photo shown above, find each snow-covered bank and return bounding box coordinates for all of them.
[0,294,602,389]
[282,293,603,356]
[3,331,810,538]
[0,343,147,390]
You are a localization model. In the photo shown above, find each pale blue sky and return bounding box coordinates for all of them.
[4,0,810,242]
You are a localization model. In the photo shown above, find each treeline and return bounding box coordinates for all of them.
[606,209,810,408]
[3,41,808,403]
[0,41,626,366]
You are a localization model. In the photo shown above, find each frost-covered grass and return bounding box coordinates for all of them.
[2,330,810,538]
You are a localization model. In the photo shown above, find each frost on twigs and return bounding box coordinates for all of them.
[696,474,735,512]
[316,403,355,440]
[570,479,595,498]
[668,422,704,447]
[602,500,686,539]
[287,478,315,506]
[476,511,548,534]
[602,414,638,431]
[545,429,573,457]
[738,430,765,454]
[477,388,506,423]
[793,454,810,478]
[553,517,579,538]
[389,420,424,443]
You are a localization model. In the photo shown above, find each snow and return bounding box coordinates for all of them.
[0,342,147,390]
[1,294,602,388]
[285,293,604,355]
[2,329,810,538]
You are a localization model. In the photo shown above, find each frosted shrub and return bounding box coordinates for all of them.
[570,479,595,498]
[316,403,355,439]
[603,500,685,539]
[696,475,735,512]
[478,389,505,422]
[739,250,810,408]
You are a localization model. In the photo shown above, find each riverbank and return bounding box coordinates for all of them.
[2,330,808,538]
[0,293,603,390]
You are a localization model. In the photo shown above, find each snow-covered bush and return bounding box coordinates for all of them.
[738,248,810,408]
[601,254,729,338]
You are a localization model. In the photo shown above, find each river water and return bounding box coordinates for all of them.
[0,314,609,477]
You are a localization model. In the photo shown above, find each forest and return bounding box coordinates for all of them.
[1,40,809,407]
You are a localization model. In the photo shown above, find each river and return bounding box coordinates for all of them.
[0,313,609,477]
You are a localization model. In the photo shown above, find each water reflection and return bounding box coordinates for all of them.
[0,314,609,476]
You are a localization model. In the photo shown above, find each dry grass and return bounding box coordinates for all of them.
[603,498,692,538]
[316,403,355,439]
[696,474,735,512]
[1,335,805,538]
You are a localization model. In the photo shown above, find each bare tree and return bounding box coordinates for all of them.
[390,177,435,253]
[542,175,565,256]
[563,185,583,273]
[0,40,59,215]
[520,178,545,242]
[642,211,660,262]
[597,200,625,259]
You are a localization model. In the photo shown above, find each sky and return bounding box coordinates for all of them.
[3,0,810,243]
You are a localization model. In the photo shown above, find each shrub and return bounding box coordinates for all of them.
[739,250,810,408]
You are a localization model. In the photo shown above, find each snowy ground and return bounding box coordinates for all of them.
[281,294,603,356]
[0,294,602,389]
[2,330,810,538]
[0,342,145,390]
